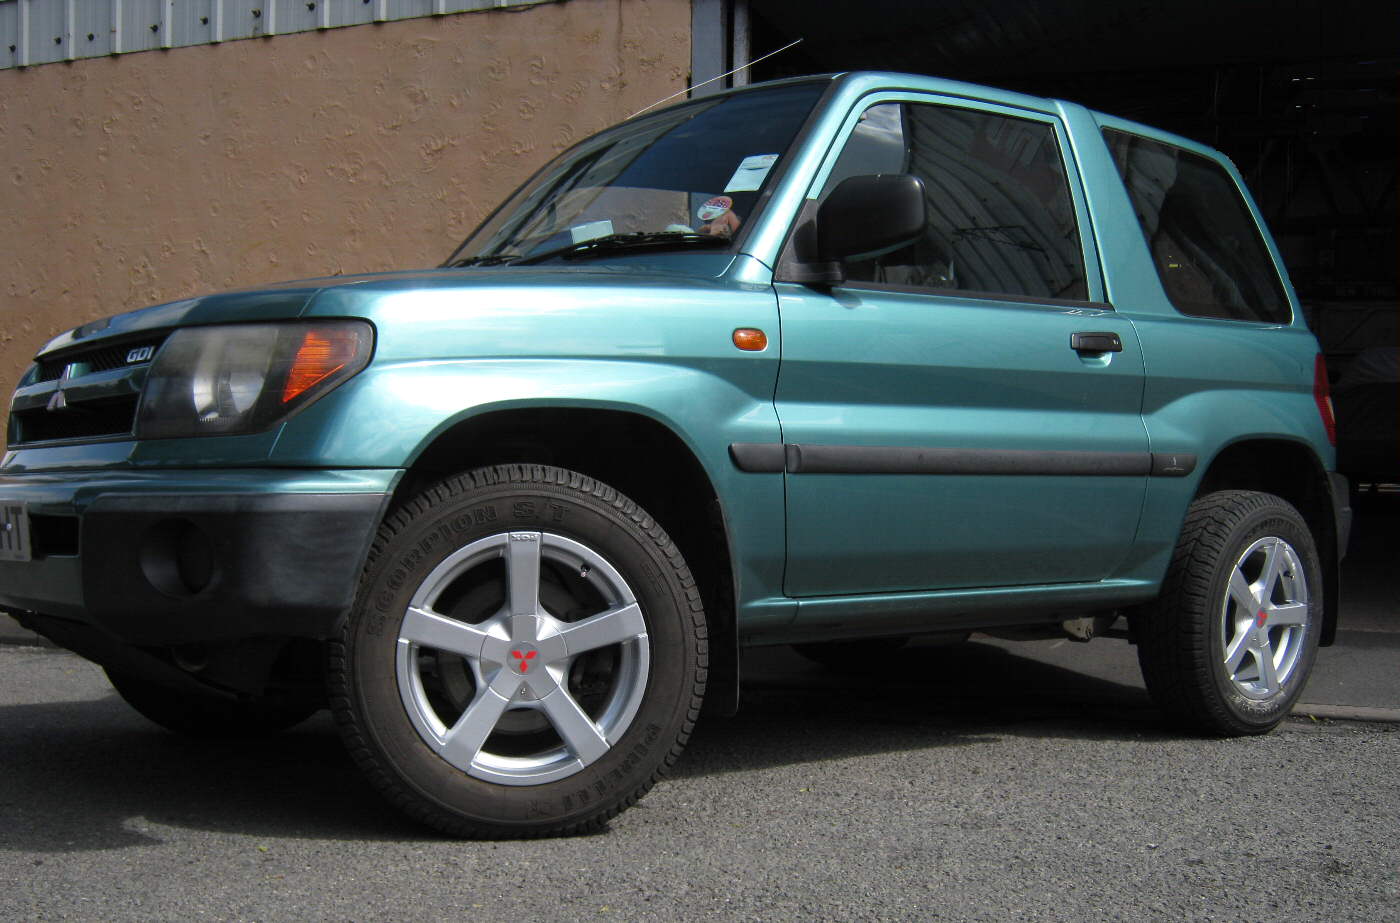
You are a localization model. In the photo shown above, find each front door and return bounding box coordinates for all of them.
[774,96,1149,597]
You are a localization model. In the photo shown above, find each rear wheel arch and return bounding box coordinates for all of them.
[1191,438,1341,644]
[390,407,740,714]
[1135,489,1322,735]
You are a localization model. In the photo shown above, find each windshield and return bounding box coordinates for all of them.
[445,81,828,266]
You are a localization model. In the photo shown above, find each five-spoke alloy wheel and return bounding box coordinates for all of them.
[331,465,706,838]
[1218,535,1310,701]
[395,531,651,786]
[1136,490,1323,736]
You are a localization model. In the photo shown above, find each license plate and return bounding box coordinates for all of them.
[0,501,31,562]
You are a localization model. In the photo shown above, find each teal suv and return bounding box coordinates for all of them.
[0,73,1349,837]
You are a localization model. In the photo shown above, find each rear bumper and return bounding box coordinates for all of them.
[0,468,395,645]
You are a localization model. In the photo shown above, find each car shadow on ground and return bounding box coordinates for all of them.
[0,694,416,851]
[676,640,1165,781]
[0,641,1166,851]
[1,492,1390,851]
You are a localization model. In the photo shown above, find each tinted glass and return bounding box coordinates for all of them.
[822,102,1088,301]
[1105,129,1291,323]
[449,81,827,263]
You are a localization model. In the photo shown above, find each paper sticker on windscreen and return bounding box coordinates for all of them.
[724,154,780,193]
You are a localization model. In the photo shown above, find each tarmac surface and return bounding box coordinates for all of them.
[0,489,1395,920]
[3,623,1398,921]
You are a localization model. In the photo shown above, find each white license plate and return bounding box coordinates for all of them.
[0,501,31,562]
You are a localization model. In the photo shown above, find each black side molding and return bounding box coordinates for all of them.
[731,443,1198,478]
[788,444,1151,476]
[729,442,786,473]
[1150,453,1198,477]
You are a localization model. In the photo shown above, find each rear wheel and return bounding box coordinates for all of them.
[1136,490,1322,736]
[330,465,706,838]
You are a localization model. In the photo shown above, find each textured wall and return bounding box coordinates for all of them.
[0,0,689,451]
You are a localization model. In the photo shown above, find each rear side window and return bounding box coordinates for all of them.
[1104,129,1291,323]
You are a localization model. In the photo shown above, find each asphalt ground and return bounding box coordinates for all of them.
[3,638,1399,920]
[0,490,1394,919]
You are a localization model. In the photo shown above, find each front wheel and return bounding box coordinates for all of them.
[329,465,706,838]
[1135,490,1322,736]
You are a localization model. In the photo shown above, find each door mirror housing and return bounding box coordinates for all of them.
[777,174,927,285]
[818,173,926,262]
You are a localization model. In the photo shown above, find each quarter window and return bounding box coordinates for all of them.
[1105,129,1291,323]
[821,102,1088,301]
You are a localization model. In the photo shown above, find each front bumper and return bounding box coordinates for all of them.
[0,468,396,645]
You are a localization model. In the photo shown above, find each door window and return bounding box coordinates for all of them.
[820,102,1088,301]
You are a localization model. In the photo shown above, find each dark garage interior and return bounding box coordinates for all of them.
[736,0,1397,490]
[705,0,1397,607]
[739,0,1394,378]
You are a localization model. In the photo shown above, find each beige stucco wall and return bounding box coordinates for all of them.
[0,0,689,452]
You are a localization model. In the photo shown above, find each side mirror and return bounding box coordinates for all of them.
[818,173,926,263]
[776,174,927,285]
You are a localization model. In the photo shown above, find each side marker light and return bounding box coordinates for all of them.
[732,328,768,352]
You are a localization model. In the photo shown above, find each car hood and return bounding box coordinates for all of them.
[34,256,740,360]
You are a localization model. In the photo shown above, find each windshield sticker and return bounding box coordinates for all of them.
[723,154,780,193]
[696,196,733,222]
[569,220,614,244]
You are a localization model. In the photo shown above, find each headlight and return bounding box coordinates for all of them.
[136,321,373,439]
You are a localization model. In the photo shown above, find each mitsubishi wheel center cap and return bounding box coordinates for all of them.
[508,643,539,675]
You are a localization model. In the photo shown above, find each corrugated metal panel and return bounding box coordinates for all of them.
[0,0,557,69]
[73,2,117,57]
[118,0,167,55]
[0,4,17,70]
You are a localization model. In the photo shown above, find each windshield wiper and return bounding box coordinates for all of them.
[509,231,730,266]
[445,253,522,268]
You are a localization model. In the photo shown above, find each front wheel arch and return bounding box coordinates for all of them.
[329,464,708,837]
[388,406,740,714]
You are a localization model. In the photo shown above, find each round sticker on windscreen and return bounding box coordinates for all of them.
[697,196,733,222]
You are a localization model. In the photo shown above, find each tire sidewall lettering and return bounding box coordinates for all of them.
[345,474,698,832]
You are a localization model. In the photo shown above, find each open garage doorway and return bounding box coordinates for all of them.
[694,0,1397,489]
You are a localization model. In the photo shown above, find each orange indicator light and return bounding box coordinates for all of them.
[732,328,768,352]
[282,329,356,403]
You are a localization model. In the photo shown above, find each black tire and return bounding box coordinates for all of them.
[1136,490,1323,736]
[106,670,319,737]
[329,464,706,838]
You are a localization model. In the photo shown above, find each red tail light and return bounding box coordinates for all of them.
[1313,353,1336,446]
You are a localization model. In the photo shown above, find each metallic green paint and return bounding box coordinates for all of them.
[2,71,1338,645]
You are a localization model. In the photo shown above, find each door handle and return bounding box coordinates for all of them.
[1070,331,1123,353]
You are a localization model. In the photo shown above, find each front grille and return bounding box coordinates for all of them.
[35,337,166,382]
[12,395,140,444]
[9,334,166,445]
